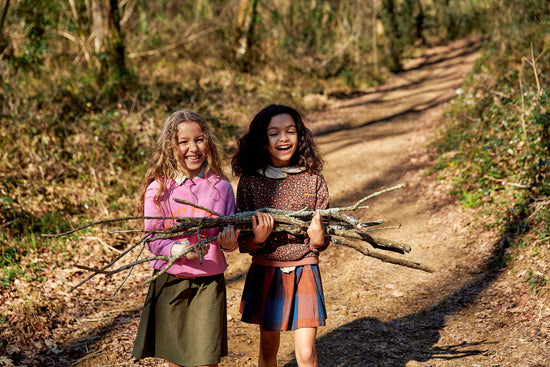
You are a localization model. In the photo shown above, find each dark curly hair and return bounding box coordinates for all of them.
[231,104,324,176]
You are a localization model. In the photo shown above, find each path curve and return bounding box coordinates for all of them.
[224,37,486,366]
[225,37,547,366]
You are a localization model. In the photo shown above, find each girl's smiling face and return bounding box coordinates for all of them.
[266,113,298,168]
[177,121,207,177]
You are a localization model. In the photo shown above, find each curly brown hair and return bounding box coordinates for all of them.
[137,110,226,215]
[231,104,324,176]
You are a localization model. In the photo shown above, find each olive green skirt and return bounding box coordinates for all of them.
[132,272,227,366]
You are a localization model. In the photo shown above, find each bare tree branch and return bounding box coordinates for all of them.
[52,184,433,293]
[331,237,434,273]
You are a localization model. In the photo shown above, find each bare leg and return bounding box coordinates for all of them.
[259,327,281,367]
[294,327,318,367]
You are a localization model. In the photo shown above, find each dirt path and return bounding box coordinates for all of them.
[2,38,548,367]
[222,37,549,366]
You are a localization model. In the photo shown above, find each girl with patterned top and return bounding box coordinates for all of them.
[231,104,330,367]
[132,110,240,367]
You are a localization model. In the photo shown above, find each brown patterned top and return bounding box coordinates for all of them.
[236,171,330,267]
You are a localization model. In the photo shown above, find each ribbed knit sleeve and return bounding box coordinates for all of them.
[143,181,174,257]
[144,175,237,277]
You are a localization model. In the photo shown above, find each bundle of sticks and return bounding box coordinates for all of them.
[45,184,433,295]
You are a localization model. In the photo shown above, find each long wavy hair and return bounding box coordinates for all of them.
[137,110,226,215]
[231,104,324,176]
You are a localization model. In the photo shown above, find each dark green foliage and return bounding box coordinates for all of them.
[438,1,486,40]
[379,0,487,73]
[435,0,550,291]
[380,0,404,72]
[9,0,59,73]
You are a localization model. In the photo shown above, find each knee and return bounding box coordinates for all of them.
[260,339,279,360]
[295,345,316,366]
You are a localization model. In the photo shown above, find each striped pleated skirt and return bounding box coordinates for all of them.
[240,263,327,331]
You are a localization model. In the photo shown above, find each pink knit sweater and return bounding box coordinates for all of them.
[144,174,236,278]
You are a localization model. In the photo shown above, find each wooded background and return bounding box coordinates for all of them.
[1,1,550,365]
[0,0,549,295]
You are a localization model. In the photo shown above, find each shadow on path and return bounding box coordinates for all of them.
[278,38,521,367]
[309,38,483,138]
[283,246,504,366]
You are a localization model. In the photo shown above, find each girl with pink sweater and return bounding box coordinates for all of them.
[132,110,239,367]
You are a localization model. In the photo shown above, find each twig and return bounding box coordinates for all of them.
[331,237,434,273]
[173,198,223,217]
[341,183,405,210]
[530,42,541,96]
[483,175,530,189]
[326,227,410,253]
[518,75,527,143]
[369,225,402,231]
[111,240,146,296]
[75,237,215,285]
[489,90,510,99]
[532,237,550,246]
[70,235,148,292]
[522,44,547,97]
[43,216,180,238]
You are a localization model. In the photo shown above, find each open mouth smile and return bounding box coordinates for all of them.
[186,155,202,162]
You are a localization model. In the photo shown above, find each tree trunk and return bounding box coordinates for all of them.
[372,0,378,74]
[0,0,11,55]
[92,0,127,82]
[381,0,402,72]
[234,0,259,72]
[415,0,426,45]
[91,0,104,54]
[107,0,127,78]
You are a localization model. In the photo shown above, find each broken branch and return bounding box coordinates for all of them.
[331,237,434,273]
[50,184,433,293]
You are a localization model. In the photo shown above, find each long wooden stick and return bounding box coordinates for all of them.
[331,237,434,273]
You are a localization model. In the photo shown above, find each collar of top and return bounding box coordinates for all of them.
[173,166,206,185]
[257,165,305,179]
